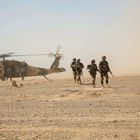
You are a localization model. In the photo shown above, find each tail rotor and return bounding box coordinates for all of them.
[48,45,63,58]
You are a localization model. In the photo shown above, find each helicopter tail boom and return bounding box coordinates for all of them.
[26,66,66,77]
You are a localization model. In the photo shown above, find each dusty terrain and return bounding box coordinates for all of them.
[0,75,140,140]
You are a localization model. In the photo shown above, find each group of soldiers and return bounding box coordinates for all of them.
[70,56,113,87]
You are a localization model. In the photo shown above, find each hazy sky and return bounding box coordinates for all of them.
[0,0,140,75]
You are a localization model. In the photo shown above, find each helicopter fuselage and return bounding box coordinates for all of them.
[0,60,65,81]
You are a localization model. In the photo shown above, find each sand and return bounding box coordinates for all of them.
[0,75,140,140]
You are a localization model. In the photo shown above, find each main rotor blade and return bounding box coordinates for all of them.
[0,54,11,58]
[0,52,16,58]
[9,54,50,57]
[56,45,61,54]
[6,52,16,55]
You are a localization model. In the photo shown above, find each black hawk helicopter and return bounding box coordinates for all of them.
[0,47,66,81]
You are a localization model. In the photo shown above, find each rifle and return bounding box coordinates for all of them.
[110,71,114,77]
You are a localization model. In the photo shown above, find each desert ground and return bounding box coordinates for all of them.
[0,74,140,140]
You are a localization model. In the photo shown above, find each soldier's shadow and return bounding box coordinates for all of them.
[82,82,93,85]
[109,85,127,89]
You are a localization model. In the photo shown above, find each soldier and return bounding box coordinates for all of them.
[87,59,99,87]
[99,56,112,87]
[70,58,77,83]
[76,59,84,84]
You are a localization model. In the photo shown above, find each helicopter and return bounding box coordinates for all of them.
[0,47,66,81]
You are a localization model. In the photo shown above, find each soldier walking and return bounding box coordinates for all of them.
[87,59,99,87]
[99,56,112,87]
[70,58,77,83]
[76,59,84,84]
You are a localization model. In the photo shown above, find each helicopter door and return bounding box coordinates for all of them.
[0,62,5,80]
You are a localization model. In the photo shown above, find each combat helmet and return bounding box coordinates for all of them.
[91,59,95,64]
[102,56,106,60]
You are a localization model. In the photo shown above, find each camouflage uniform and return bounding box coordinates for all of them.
[87,60,99,87]
[70,58,77,83]
[99,56,112,87]
[76,59,84,84]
